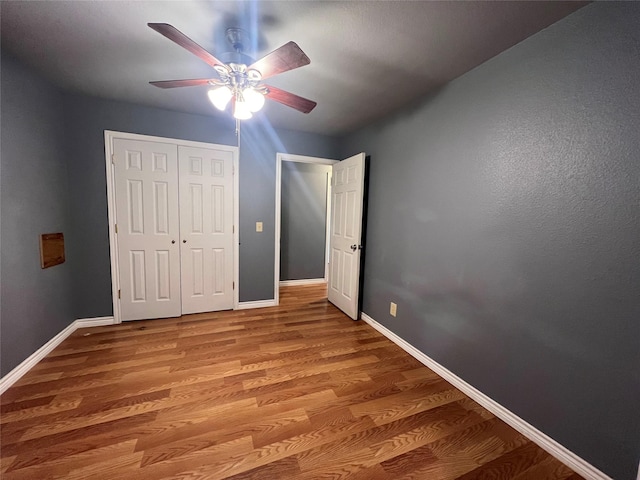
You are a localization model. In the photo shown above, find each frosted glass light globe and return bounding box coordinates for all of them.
[243,88,266,113]
[208,86,232,111]
[233,98,253,120]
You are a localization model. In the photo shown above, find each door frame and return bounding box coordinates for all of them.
[104,130,240,324]
[274,153,338,305]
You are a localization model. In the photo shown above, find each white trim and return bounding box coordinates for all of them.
[236,299,277,310]
[104,130,240,322]
[233,152,240,310]
[0,322,76,395]
[0,316,115,395]
[279,278,326,287]
[105,131,121,323]
[75,316,116,328]
[276,153,339,166]
[274,154,282,306]
[274,153,338,306]
[360,312,614,480]
[324,170,332,282]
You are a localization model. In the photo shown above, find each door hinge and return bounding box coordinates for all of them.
[233,281,235,290]
[114,223,118,234]
[111,154,116,165]
[233,225,235,234]
[118,289,121,299]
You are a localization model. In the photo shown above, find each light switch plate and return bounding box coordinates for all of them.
[390,302,397,317]
[256,222,263,232]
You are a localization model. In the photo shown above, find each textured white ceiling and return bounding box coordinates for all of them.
[1,1,587,136]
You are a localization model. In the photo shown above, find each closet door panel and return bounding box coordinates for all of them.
[179,146,234,314]
[114,138,181,321]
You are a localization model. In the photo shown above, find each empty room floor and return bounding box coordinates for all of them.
[0,284,583,479]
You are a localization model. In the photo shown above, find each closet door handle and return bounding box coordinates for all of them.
[183,239,187,244]
[171,240,176,244]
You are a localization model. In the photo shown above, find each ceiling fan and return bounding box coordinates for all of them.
[148,23,317,120]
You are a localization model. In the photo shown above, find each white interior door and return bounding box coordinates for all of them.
[114,138,181,321]
[328,152,366,319]
[179,145,235,314]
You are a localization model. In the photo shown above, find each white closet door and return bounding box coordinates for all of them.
[114,138,181,321]
[179,145,235,314]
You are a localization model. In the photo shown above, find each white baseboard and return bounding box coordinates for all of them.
[279,278,327,287]
[360,312,613,480]
[0,316,115,395]
[75,316,115,328]
[0,321,76,395]
[236,299,277,310]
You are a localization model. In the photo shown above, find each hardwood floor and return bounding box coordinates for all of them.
[1,284,583,479]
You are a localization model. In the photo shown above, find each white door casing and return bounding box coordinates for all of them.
[274,153,339,305]
[178,145,234,314]
[113,138,182,321]
[106,131,239,323]
[328,152,366,320]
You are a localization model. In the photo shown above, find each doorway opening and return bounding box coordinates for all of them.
[274,153,338,305]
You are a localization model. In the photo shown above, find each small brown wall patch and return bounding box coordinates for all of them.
[40,233,65,268]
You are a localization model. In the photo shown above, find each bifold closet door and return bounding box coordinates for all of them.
[178,146,234,314]
[114,138,182,321]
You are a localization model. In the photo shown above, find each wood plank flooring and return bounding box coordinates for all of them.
[1,284,584,479]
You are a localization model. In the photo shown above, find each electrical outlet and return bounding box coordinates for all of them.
[390,302,397,317]
[256,222,263,232]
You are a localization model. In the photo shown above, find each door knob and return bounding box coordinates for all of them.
[183,239,187,243]
[171,240,176,244]
[351,244,357,251]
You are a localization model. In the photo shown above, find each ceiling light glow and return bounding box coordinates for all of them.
[208,86,232,111]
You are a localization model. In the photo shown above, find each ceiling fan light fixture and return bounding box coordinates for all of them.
[148,23,316,120]
[233,96,253,120]
[243,87,266,113]
[208,86,232,111]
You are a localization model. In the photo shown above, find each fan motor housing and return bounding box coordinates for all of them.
[220,51,255,66]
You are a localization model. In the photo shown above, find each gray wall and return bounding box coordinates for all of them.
[62,94,340,315]
[238,120,339,300]
[0,59,339,372]
[280,162,331,281]
[63,93,236,318]
[1,53,74,376]
[341,3,640,479]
